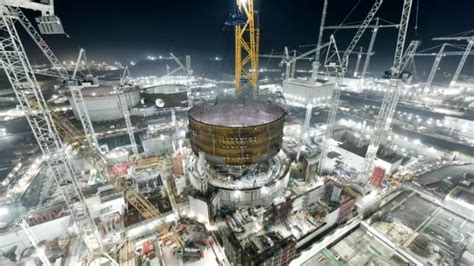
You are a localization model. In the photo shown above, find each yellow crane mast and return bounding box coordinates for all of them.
[232,0,260,98]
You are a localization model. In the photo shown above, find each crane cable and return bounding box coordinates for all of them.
[331,0,361,36]
[414,0,420,38]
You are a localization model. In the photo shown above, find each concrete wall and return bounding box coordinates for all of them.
[282,79,334,106]
[70,89,140,122]
[189,196,210,224]
[333,146,397,176]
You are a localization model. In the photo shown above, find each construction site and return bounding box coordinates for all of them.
[0,0,473,265]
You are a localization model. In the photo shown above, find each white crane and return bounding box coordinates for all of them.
[392,0,413,72]
[359,0,413,186]
[433,32,474,87]
[324,18,400,81]
[425,43,447,89]
[260,44,328,80]
[399,40,420,75]
[311,0,328,80]
[9,7,100,155]
[9,6,68,80]
[164,52,193,78]
[116,66,139,157]
[69,48,101,151]
[412,43,474,88]
[362,18,381,81]
[0,1,114,263]
[318,0,384,175]
[259,42,364,81]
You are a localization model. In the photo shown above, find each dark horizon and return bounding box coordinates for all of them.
[21,0,474,79]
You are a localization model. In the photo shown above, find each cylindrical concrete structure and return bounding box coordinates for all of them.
[142,84,189,109]
[67,84,140,122]
[188,151,291,208]
[188,100,286,165]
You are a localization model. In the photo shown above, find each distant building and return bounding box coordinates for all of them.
[282,78,333,107]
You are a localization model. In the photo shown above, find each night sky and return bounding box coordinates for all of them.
[24,0,474,78]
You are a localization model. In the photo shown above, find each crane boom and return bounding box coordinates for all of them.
[426,43,446,89]
[117,67,139,157]
[288,41,331,79]
[1,2,180,261]
[0,4,105,255]
[318,0,383,174]
[341,0,383,70]
[399,40,420,73]
[162,53,193,78]
[359,0,414,185]
[392,0,413,73]
[324,23,398,30]
[51,110,174,221]
[360,18,380,81]
[450,39,473,86]
[10,6,69,80]
[312,0,328,80]
[318,35,342,175]
[432,36,474,41]
[433,35,474,87]
[414,51,474,56]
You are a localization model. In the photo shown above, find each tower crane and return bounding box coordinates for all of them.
[284,42,331,79]
[1,2,182,263]
[9,6,68,80]
[311,0,328,80]
[339,0,384,72]
[399,40,420,75]
[433,33,474,87]
[166,52,193,77]
[412,43,474,89]
[115,66,139,158]
[359,0,413,186]
[406,43,474,91]
[362,18,381,81]
[259,43,366,81]
[425,43,447,89]
[392,0,413,72]
[0,1,113,262]
[324,18,400,81]
[68,48,101,151]
[16,7,102,155]
[318,0,383,175]
[227,0,259,98]
[11,6,101,156]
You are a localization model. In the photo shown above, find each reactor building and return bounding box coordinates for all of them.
[187,100,290,210]
[67,84,140,122]
[142,84,189,109]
